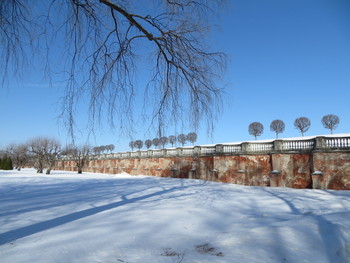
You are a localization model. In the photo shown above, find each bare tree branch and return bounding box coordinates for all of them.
[1,0,227,140]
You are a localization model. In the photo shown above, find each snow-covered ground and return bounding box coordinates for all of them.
[1,169,350,263]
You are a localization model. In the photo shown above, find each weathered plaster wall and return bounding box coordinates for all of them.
[271,154,312,188]
[55,151,350,190]
[313,152,350,190]
[213,155,271,186]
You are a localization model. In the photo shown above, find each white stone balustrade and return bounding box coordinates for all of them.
[73,135,350,160]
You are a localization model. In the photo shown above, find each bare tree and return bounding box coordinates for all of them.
[270,120,285,139]
[28,137,49,173]
[129,141,135,151]
[248,122,264,140]
[43,139,62,174]
[152,138,160,149]
[6,143,29,171]
[101,145,107,153]
[28,137,62,174]
[134,140,143,150]
[322,114,340,134]
[107,144,115,152]
[1,0,226,139]
[64,145,91,174]
[294,117,311,136]
[186,132,198,145]
[159,136,168,148]
[177,134,187,146]
[93,146,102,155]
[144,139,152,149]
[168,135,176,147]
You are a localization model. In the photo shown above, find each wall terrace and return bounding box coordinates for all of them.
[55,135,350,190]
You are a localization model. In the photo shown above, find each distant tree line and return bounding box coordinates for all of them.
[129,132,198,151]
[0,114,342,173]
[248,114,341,140]
[0,138,116,174]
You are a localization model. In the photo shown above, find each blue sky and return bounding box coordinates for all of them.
[1,0,350,151]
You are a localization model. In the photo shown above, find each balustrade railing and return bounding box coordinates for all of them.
[166,149,178,156]
[130,152,139,157]
[201,146,216,154]
[140,151,148,157]
[247,143,273,152]
[326,137,350,148]
[151,150,163,157]
[121,153,129,158]
[223,145,241,153]
[182,148,194,155]
[282,140,314,150]
[60,135,350,161]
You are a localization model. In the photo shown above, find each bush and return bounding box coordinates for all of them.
[0,156,13,170]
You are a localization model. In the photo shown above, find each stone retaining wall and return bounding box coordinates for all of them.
[55,135,350,190]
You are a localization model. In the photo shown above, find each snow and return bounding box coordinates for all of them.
[1,169,350,263]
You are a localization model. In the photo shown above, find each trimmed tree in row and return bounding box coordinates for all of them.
[321,114,340,135]
[270,120,285,139]
[294,117,311,137]
[92,144,115,155]
[129,132,198,150]
[250,114,340,139]
[145,139,153,149]
[168,135,176,147]
[248,122,264,140]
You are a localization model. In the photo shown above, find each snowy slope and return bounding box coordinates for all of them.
[1,169,350,263]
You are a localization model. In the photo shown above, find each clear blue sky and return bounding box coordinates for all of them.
[1,0,349,151]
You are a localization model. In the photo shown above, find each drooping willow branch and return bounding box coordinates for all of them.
[1,0,227,140]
